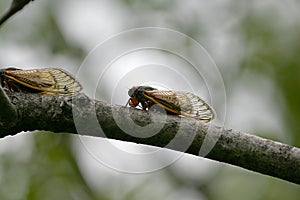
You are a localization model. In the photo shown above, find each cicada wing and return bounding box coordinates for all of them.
[144,90,182,115]
[178,92,215,122]
[40,68,82,94]
[145,90,215,122]
[4,68,82,95]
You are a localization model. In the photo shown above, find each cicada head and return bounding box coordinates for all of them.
[126,86,157,110]
[128,86,137,97]
[126,86,139,108]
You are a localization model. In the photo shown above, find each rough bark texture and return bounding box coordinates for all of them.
[0,92,299,185]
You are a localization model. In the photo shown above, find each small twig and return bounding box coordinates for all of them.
[0,92,299,185]
[0,0,34,27]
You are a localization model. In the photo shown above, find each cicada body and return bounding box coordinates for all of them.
[126,86,215,122]
[0,67,82,95]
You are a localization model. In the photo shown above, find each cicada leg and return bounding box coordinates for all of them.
[2,79,20,94]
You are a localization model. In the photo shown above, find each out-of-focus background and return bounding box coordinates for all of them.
[1,0,300,199]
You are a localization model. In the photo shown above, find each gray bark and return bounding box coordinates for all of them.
[0,91,299,185]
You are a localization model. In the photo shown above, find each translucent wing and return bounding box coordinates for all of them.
[144,90,215,122]
[4,68,82,95]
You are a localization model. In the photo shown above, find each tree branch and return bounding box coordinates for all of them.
[0,92,299,185]
[0,87,17,128]
[0,0,34,27]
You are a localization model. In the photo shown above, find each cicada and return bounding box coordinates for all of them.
[126,86,215,122]
[0,67,82,95]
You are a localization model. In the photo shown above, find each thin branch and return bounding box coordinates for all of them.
[0,0,34,27]
[0,92,299,185]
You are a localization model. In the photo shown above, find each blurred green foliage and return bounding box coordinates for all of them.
[0,133,107,200]
[240,9,300,146]
[25,8,84,58]
[0,1,299,200]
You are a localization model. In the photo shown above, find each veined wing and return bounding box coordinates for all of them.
[144,90,215,122]
[4,68,82,95]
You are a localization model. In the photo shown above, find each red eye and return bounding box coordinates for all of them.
[128,97,139,107]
